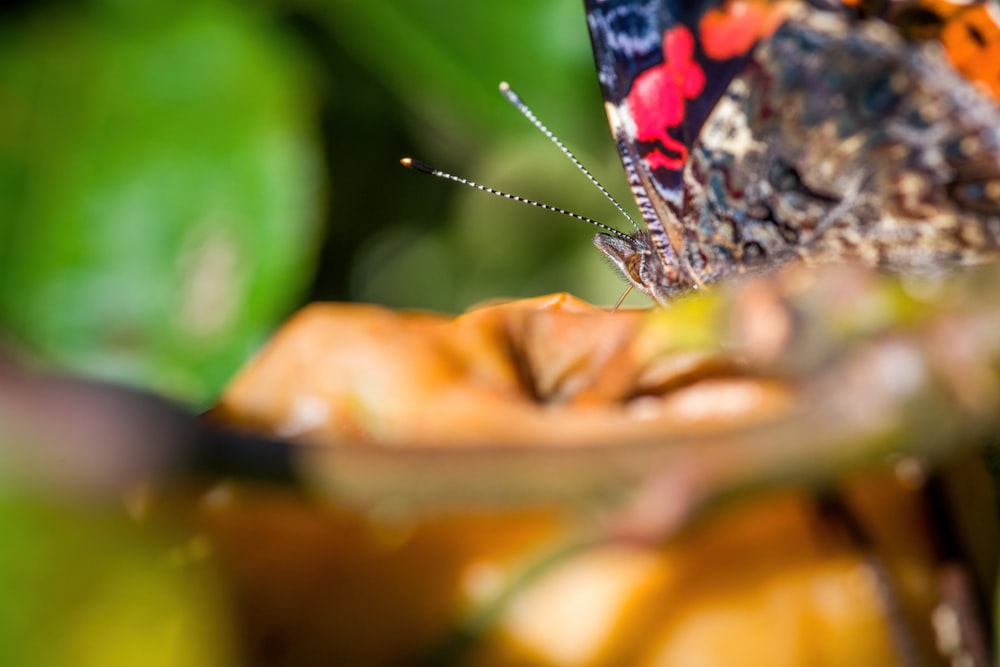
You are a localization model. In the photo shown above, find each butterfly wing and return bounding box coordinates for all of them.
[687,4,1000,276]
[584,0,790,292]
[585,0,1000,299]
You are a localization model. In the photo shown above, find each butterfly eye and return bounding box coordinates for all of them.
[626,254,644,283]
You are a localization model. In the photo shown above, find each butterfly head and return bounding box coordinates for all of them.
[593,230,692,306]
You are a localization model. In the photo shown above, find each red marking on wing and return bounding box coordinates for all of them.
[645,135,689,171]
[625,25,705,171]
[665,25,707,99]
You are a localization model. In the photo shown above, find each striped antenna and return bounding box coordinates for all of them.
[400,158,634,242]
[499,82,641,234]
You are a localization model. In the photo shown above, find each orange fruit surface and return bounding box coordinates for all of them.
[202,294,950,666]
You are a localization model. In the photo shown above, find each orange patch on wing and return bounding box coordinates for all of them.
[699,0,790,61]
[940,3,1000,101]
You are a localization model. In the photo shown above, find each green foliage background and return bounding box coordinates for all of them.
[0,4,647,661]
[0,0,646,406]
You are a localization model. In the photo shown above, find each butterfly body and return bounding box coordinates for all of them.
[585,0,1000,303]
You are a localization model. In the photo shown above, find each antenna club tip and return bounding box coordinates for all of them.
[499,81,510,92]
[399,157,435,174]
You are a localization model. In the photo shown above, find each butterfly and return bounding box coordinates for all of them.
[584,0,1000,304]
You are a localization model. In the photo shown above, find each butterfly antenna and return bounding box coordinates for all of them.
[499,82,642,235]
[400,158,633,241]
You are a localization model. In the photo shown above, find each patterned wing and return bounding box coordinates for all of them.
[584,0,791,298]
[863,0,1000,102]
[585,0,1000,302]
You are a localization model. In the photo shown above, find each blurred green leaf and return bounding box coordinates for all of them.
[300,0,600,142]
[290,0,648,311]
[0,1,324,403]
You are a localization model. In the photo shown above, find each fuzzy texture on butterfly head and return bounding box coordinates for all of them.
[593,230,693,305]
